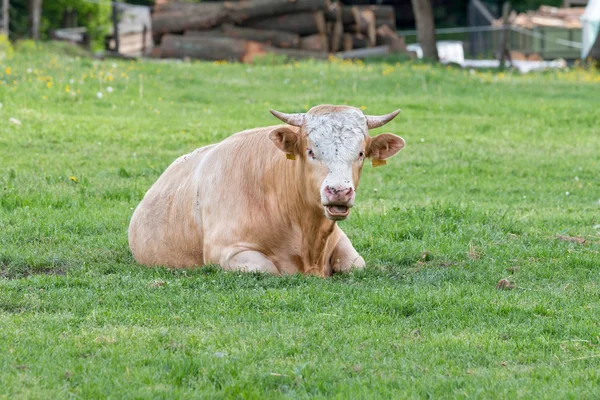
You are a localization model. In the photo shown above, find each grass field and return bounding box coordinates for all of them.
[1,43,600,398]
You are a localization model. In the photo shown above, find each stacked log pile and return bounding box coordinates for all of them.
[151,0,406,62]
[493,5,585,29]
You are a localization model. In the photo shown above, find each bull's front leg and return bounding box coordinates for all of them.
[330,229,366,273]
[223,250,280,275]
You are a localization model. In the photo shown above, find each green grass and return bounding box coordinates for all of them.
[1,45,600,398]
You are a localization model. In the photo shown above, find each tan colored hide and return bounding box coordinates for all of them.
[128,126,363,276]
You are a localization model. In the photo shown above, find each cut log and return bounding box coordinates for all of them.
[350,8,376,46]
[359,6,396,25]
[325,2,343,52]
[159,34,268,62]
[225,0,328,24]
[351,33,370,49]
[152,6,227,35]
[375,17,396,29]
[340,6,356,25]
[184,29,225,38]
[324,3,339,21]
[342,33,353,51]
[300,34,329,52]
[221,24,300,48]
[243,11,326,36]
[329,17,343,52]
[325,3,355,24]
[186,25,301,48]
[375,25,406,53]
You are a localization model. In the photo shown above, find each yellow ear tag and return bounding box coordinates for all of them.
[372,159,386,167]
[286,153,296,160]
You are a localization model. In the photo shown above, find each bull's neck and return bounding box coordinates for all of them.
[279,155,337,276]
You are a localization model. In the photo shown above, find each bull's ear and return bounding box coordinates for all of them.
[269,127,299,158]
[367,133,405,164]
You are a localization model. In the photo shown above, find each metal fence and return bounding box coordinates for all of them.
[399,20,582,60]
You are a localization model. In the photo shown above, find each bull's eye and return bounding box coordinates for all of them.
[358,151,365,159]
[307,149,316,159]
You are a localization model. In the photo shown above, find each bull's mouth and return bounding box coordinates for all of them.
[325,205,351,220]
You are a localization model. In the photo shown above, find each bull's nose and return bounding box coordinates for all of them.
[324,186,354,203]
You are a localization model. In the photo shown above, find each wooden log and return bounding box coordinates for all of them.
[342,33,353,51]
[243,11,326,36]
[325,2,343,52]
[300,34,329,52]
[152,5,227,35]
[222,24,300,48]
[325,3,354,24]
[351,33,369,49]
[375,16,396,29]
[359,9,376,46]
[340,6,356,25]
[225,0,328,24]
[184,29,225,37]
[159,34,268,62]
[324,2,338,21]
[358,5,395,21]
[186,25,301,48]
[329,16,343,52]
[375,25,406,53]
[349,8,376,46]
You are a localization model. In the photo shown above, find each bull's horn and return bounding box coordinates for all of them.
[269,109,305,127]
[365,109,401,129]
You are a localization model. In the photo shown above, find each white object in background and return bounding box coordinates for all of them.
[581,0,600,59]
[406,41,465,65]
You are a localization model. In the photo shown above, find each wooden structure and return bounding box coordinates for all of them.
[151,0,406,61]
[106,3,153,57]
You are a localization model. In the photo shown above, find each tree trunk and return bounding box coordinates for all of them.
[300,34,328,52]
[242,11,326,36]
[225,0,327,24]
[159,34,268,62]
[1,0,9,36]
[29,0,42,40]
[410,0,438,60]
[152,5,227,35]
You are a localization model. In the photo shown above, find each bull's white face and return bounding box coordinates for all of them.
[269,105,406,222]
[303,109,367,220]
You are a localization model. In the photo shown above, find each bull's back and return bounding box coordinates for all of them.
[128,144,215,267]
